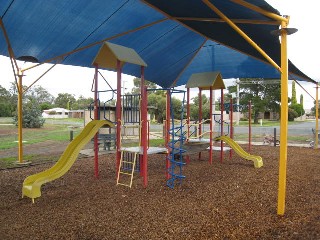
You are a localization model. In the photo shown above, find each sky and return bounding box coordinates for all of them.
[0,0,319,109]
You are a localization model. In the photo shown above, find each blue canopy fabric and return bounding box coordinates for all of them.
[0,0,316,88]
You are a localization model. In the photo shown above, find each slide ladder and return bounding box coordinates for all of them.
[117,151,138,188]
[166,89,186,189]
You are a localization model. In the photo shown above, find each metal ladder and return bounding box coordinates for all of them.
[166,89,186,189]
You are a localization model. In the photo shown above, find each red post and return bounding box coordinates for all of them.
[198,88,202,160]
[186,88,190,164]
[187,88,190,142]
[166,90,171,179]
[248,100,252,152]
[140,66,148,187]
[116,60,122,178]
[94,64,99,178]
[209,87,213,164]
[220,88,224,163]
[229,98,233,159]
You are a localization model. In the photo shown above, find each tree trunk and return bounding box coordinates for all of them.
[254,111,259,124]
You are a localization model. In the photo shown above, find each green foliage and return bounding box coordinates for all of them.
[190,94,210,120]
[54,93,76,109]
[291,81,297,104]
[148,92,166,123]
[235,78,281,123]
[300,94,303,108]
[289,103,305,117]
[288,108,298,121]
[0,85,15,117]
[40,102,54,111]
[25,85,55,105]
[131,77,157,94]
[72,95,94,109]
[13,100,45,128]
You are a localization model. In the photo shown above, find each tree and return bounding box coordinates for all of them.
[25,85,55,110]
[190,94,210,121]
[9,84,51,127]
[147,91,166,123]
[300,94,304,108]
[73,95,94,109]
[54,93,76,109]
[291,81,297,104]
[0,85,14,117]
[131,77,158,94]
[13,98,45,128]
[289,83,304,118]
[290,103,305,117]
[25,85,55,105]
[229,78,281,123]
[288,108,298,121]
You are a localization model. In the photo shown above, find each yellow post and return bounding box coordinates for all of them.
[277,19,289,216]
[315,84,319,148]
[17,69,24,163]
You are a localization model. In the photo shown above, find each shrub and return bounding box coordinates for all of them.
[13,103,45,128]
[288,108,298,121]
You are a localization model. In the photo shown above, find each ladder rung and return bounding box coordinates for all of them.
[119,171,133,176]
[117,182,131,187]
[121,161,134,164]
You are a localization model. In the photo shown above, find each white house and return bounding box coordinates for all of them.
[42,108,69,119]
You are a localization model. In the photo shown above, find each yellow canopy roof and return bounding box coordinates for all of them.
[92,42,147,69]
[186,72,225,90]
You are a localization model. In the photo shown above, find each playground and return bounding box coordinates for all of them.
[0,144,318,239]
[1,1,320,239]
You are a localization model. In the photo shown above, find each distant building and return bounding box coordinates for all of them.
[42,108,69,118]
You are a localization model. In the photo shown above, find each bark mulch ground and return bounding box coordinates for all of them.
[0,145,319,239]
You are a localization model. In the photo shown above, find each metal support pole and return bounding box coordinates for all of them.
[230,98,233,159]
[198,89,202,160]
[248,100,252,152]
[220,88,224,162]
[70,130,74,142]
[274,128,277,147]
[140,66,148,187]
[209,87,213,164]
[277,19,290,216]
[315,84,319,149]
[166,90,171,178]
[186,88,190,164]
[17,70,24,163]
[94,64,99,178]
[116,60,122,178]
[187,88,190,142]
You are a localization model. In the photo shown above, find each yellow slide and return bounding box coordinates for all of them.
[22,120,114,203]
[215,136,263,168]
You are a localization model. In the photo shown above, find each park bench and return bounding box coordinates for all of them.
[93,133,116,151]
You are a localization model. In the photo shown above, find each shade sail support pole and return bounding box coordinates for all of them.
[202,0,281,72]
[231,0,288,24]
[293,80,315,101]
[277,18,289,216]
[17,70,24,163]
[315,84,319,149]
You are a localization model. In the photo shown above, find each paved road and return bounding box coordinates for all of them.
[149,120,320,137]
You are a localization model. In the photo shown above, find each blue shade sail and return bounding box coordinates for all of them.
[0,0,315,88]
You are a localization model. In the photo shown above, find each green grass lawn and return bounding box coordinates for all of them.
[0,117,313,168]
